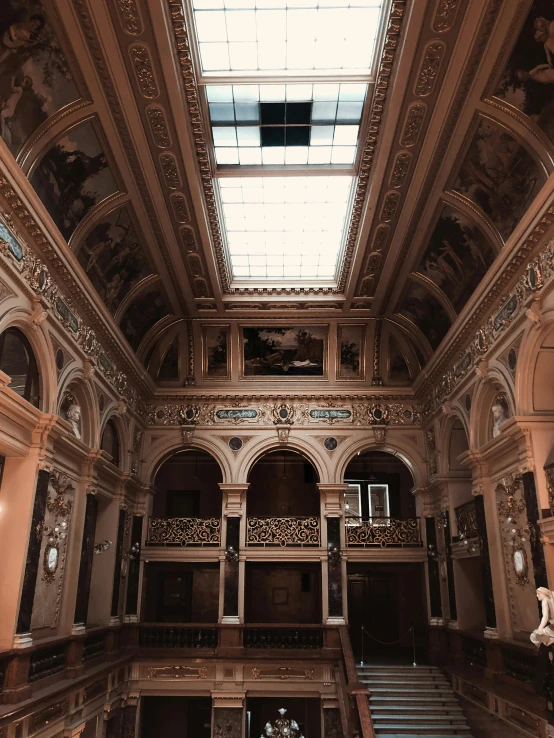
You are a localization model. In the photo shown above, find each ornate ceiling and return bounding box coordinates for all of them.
[1,0,553,390]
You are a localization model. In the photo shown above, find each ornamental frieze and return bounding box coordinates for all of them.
[147,399,421,427]
[425,239,554,414]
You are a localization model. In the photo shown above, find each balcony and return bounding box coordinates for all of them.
[345,517,422,547]
[146,517,221,546]
[246,516,320,547]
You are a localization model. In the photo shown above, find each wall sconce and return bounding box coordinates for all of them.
[327,545,342,567]
[225,545,239,563]
[44,520,68,543]
[427,543,438,560]
[127,541,141,560]
[94,540,111,555]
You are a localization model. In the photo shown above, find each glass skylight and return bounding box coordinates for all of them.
[192,0,383,74]
[220,176,352,278]
[208,83,366,166]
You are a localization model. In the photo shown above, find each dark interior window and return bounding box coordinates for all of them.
[101,419,120,467]
[0,328,40,408]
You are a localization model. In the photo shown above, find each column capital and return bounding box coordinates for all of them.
[219,484,249,517]
[219,483,250,491]
[318,484,348,517]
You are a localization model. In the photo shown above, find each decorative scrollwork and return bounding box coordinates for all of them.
[345,518,421,547]
[247,517,320,547]
[146,517,221,546]
[455,500,479,540]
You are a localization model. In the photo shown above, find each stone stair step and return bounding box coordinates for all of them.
[366,678,451,686]
[374,726,472,734]
[375,733,474,737]
[370,706,463,714]
[373,715,466,723]
[367,687,454,694]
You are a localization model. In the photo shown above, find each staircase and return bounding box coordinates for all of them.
[356,664,473,737]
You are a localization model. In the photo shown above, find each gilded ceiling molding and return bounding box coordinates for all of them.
[129,43,159,99]
[422,229,554,411]
[169,192,190,223]
[400,102,428,148]
[145,105,171,148]
[445,190,504,253]
[414,41,446,97]
[389,151,413,189]
[159,154,181,190]
[432,0,461,33]
[372,318,383,386]
[166,0,407,296]
[72,0,188,314]
[114,0,143,36]
[371,0,504,306]
[482,97,554,165]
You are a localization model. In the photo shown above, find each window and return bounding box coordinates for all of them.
[345,480,390,521]
[101,419,120,467]
[368,483,389,520]
[345,483,361,524]
[0,328,40,408]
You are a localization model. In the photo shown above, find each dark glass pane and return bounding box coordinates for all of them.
[261,127,285,147]
[286,102,312,124]
[101,420,120,467]
[286,127,310,146]
[260,102,286,125]
[0,329,39,407]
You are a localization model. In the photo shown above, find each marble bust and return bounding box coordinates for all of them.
[491,398,509,438]
[65,402,82,439]
[531,587,554,647]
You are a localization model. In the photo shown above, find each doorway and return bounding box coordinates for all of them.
[246,697,320,738]
[141,697,211,738]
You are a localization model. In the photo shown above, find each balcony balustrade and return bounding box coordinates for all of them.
[139,625,218,649]
[345,517,421,547]
[243,626,324,649]
[246,516,320,547]
[146,517,221,546]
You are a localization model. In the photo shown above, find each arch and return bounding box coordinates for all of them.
[334,435,426,488]
[57,368,99,448]
[471,371,515,449]
[0,327,40,408]
[100,416,122,468]
[0,308,56,413]
[236,435,328,485]
[515,305,554,415]
[437,411,470,474]
[145,433,232,485]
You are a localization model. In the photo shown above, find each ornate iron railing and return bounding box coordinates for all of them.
[146,517,221,546]
[345,518,421,547]
[246,517,320,547]
[455,500,479,539]
[244,627,324,649]
[139,625,218,649]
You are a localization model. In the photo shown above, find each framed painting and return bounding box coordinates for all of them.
[241,326,327,379]
[338,324,365,379]
[203,325,230,379]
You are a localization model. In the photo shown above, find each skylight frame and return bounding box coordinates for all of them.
[182,0,392,287]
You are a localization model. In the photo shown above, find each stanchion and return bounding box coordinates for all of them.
[412,625,417,667]
[359,624,417,667]
[360,625,364,666]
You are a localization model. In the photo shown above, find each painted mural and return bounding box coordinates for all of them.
[388,337,410,382]
[338,324,363,379]
[242,326,326,377]
[76,206,152,314]
[30,120,117,240]
[495,0,554,143]
[204,326,229,378]
[120,287,171,351]
[0,1,79,156]
[157,338,179,381]
[417,205,496,314]
[453,118,543,241]
[397,281,451,351]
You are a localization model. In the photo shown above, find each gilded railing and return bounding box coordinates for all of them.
[247,517,320,547]
[454,500,479,539]
[146,517,221,546]
[345,518,421,547]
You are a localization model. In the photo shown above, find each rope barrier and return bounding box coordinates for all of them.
[360,624,417,667]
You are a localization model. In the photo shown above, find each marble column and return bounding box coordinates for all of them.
[219,484,248,624]
[212,693,245,738]
[425,516,443,622]
[318,484,348,624]
[73,489,98,628]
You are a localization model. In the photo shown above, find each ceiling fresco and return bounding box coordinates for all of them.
[0,0,552,387]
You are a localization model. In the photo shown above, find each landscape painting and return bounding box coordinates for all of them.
[119,287,171,352]
[0,0,80,156]
[338,324,364,379]
[453,117,543,241]
[397,281,451,351]
[242,326,326,377]
[494,0,554,144]
[204,325,229,378]
[75,205,152,314]
[30,120,117,241]
[417,205,496,314]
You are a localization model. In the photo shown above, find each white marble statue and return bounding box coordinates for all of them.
[492,399,509,438]
[66,402,82,440]
[530,587,554,647]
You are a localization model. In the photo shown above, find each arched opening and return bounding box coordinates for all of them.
[100,418,120,467]
[143,450,223,624]
[0,327,40,408]
[343,450,426,662]
[244,449,321,624]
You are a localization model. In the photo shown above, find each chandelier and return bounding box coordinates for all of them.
[261,709,304,738]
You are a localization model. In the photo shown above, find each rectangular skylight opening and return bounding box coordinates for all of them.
[218,175,353,281]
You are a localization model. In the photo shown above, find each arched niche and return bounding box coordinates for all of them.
[100,417,121,468]
[342,449,416,520]
[238,436,328,485]
[246,449,320,517]
[531,323,554,412]
[448,417,469,472]
[0,326,40,408]
[473,377,514,448]
[57,377,96,447]
[152,449,223,519]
